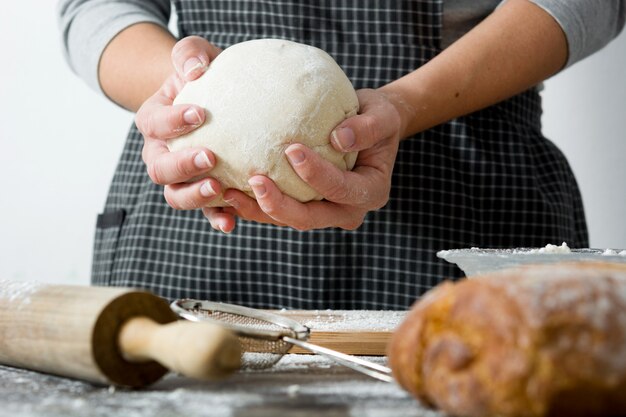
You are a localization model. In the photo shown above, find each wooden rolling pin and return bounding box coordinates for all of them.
[0,281,241,387]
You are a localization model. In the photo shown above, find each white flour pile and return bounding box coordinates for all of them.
[525,242,571,254]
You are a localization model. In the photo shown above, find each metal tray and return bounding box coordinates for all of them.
[437,246,626,277]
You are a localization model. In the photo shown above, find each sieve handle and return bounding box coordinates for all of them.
[282,336,393,383]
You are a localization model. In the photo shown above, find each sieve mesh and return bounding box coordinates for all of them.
[188,306,297,369]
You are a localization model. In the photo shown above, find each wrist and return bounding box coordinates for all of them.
[378,72,445,139]
[376,85,416,141]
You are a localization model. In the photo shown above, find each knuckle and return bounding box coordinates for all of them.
[163,188,182,210]
[183,196,198,210]
[174,155,195,178]
[179,35,204,46]
[258,200,277,216]
[171,37,194,57]
[134,112,148,135]
[362,114,380,142]
[164,187,197,211]
[167,111,186,135]
[140,113,159,138]
[294,165,315,183]
[186,35,208,47]
[141,144,150,164]
[172,36,208,62]
[292,210,316,231]
[323,178,350,202]
[374,193,390,210]
[343,215,366,231]
[202,208,220,228]
[164,78,180,99]
[292,222,313,232]
[147,163,165,185]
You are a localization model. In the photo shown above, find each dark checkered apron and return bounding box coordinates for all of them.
[92,1,588,309]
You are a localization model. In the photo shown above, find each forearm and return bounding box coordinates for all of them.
[381,0,567,138]
[99,23,176,112]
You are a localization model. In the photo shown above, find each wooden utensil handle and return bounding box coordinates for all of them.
[118,317,241,380]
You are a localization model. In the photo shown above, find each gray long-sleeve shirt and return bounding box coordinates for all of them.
[57,0,626,95]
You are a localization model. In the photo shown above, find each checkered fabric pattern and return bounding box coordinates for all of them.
[92,0,588,309]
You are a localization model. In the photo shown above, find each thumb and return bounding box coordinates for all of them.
[171,36,221,81]
[330,93,401,152]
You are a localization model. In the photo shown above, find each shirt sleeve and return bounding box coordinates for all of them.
[57,0,171,95]
[528,0,626,67]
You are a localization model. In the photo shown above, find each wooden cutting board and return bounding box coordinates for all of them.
[273,310,406,356]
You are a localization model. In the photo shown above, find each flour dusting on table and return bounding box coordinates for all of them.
[0,355,442,417]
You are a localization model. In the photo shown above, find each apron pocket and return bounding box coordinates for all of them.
[91,209,126,286]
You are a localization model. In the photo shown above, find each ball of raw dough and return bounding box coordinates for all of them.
[168,39,359,207]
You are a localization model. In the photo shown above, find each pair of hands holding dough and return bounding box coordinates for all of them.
[136,36,405,233]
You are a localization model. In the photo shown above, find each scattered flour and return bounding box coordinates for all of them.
[286,384,300,397]
[0,354,437,417]
[297,310,406,332]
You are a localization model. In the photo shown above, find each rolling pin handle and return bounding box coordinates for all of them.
[118,317,241,380]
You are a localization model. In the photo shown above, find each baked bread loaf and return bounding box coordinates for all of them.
[388,262,626,417]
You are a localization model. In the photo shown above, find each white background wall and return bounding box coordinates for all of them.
[1,2,625,286]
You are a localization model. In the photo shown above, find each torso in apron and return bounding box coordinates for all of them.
[92,1,588,309]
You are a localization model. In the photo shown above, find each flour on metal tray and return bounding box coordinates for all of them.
[524,242,571,254]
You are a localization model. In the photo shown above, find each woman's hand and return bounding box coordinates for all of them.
[135,36,225,211]
[203,89,408,232]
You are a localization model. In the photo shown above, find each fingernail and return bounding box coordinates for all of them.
[331,127,355,151]
[248,178,267,197]
[194,151,211,169]
[224,197,240,209]
[183,57,205,77]
[183,107,202,125]
[218,222,231,234]
[286,148,306,165]
[200,181,216,197]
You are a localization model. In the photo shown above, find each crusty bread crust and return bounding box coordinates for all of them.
[388,262,626,417]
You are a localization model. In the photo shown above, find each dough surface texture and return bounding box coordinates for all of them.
[169,39,359,207]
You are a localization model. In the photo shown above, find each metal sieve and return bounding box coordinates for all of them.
[170,299,393,382]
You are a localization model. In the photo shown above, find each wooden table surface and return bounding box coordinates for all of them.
[0,355,444,417]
